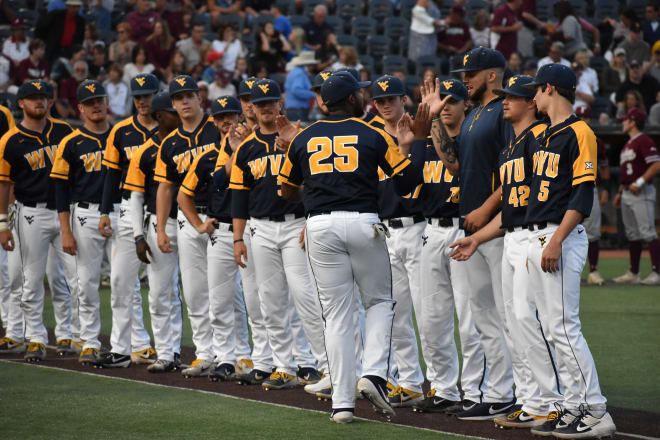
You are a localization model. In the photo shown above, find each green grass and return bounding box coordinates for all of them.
[0,362,473,440]
[36,257,660,415]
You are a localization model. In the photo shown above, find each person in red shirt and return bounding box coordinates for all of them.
[34,0,85,64]
[14,38,49,84]
[613,108,660,285]
[126,0,160,43]
[437,5,473,59]
[491,0,523,60]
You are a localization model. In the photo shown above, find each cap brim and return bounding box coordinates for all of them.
[79,94,108,103]
[310,85,322,91]
[373,91,405,99]
[521,80,545,89]
[250,96,280,103]
[439,91,466,101]
[493,87,535,97]
[357,80,371,88]
[212,109,241,115]
[169,88,198,96]
[131,89,158,96]
[18,92,49,100]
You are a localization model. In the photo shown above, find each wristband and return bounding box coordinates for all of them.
[0,225,9,232]
[432,116,441,122]
[634,177,646,188]
[100,213,110,218]
[0,214,7,220]
[135,235,144,244]
[233,239,244,244]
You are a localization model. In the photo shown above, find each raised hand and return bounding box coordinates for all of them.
[396,113,415,146]
[412,103,432,140]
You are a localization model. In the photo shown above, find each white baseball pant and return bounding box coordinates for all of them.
[233,273,252,361]
[109,199,152,355]
[46,244,80,342]
[305,212,395,409]
[386,219,425,392]
[455,236,514,403]
[503,228,562,415]
[177,210,213,360]
[249,216,327,376]
[582,187,601,242]
[621,185,658,242]
[420,219,486,402]
[0,246,10,328]
[2,204,24,340]
[71,203,117,350]
[527,224,606,413]
[145,215,182,362]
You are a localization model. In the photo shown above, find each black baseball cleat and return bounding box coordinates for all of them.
[456,401,516,421]
[531,408,573,437]
[236,368,273,385]
[297,366,322,385]
[445,399,478,415]
[147,359,176,373]
[96,352,131,368]
[173,353,182,370]
[412,390,459,413]
[357,375,395,418]
[210,363,236,382]
[552,411,616,439]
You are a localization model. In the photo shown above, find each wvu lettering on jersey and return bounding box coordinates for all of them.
[173,144,214,174]
[81,151,103,172]
[24,145,58,171]
[532,151,560,179]
[248,154,283,180]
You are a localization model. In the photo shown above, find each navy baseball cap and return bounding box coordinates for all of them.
[321,71,371,106]
[238,77,259,97]
[437,78,468,101]
[311,70,333,91]
[524,63,576,91]
[77,80,107,103]
[451,47,506,73]
[250,79,281,104]
[211,95,242,115]
[494,74,536,98]
[371,75,405,99]
[130,73,159,96]
[151,91,175,114]
[17,80,49,100]
[43,81,54,99]
[169,75,199,97]
[335,67,361,81]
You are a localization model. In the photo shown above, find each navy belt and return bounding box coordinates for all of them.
[76,202,99,210]
[20,201,54,209]
[528,222,547,232]
[255,213,305,222]
[307,211,331,218]
[212,222,233,231]
[195,206,207,214]
[387,214,425,229]
[506,225,528,233]
[427,217,455,227]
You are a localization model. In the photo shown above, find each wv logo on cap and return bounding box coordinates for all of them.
[442,80,453,90]
[378,81,389,92]
[245,80,255,89]
[258,83,270,94]
[217,98,227,108]
[135,77,146,87]
[463,54,469,66]
[320,72,332,81]
[85,84,96,93]
[32,81,42,90]
[175,77,187,87]
[508,76,519,87]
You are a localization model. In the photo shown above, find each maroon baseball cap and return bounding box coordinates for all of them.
[621,107,646,125]
[575,105,591,118]
[11,18,24,29]
[451,4,465,15]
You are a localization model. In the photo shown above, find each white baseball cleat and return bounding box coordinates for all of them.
[641,271,660,285]
[357,376,395,417]
[586,271,604,286]
[552,411,616,439]
[181,358,214,377]
[330,409,354,424]
[612,270,640,284]
[304,373,330,396]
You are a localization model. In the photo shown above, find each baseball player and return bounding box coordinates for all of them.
[238,77,259,131]
[523,64,614,437]
[439,47,514,419]
[155,75,218,377]
[310,70,333,117]
[369,75,425,407]
[450,75,564,429]
[0,80,80,361]
[575,106,611,286]
[51,80,116,366]
[229,79,327,390]
[124,91,183,372]
[278,71,429,423]
[612,108,660,285]
[411,78,486,414]
[97,73,161,367]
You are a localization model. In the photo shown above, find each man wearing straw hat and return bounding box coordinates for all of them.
[284,51,318,123]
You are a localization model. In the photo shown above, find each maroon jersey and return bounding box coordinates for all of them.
[492,3,518,59]
[619,133,660,184]
[596,138,608,186]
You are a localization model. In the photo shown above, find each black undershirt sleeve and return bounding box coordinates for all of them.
[230,189,249,219]
[568,181,595,218]
[55,180,72,213]
[100,168,121,214]
[213,168,229,191]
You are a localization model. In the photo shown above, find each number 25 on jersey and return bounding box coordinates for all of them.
[307,136,359,174]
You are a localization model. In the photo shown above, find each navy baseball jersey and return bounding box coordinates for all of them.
[230,129,304,219]
[619,133,659,185]
[181,136,233,222]
[0,105,15,136]
[420,136,460,219]
[363,112,385,130]
[499,121,546,228]
[50,126,113,204]
[278,116,412,215]
[525,115,596,224]
[124,135,177,219]
[0,118,73,207]
[102,115,157,182]
[155,115,219,205]
[457,97,514,220]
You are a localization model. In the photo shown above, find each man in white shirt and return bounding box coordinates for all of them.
[537,41,571,70]
[208,69,237,100]
[2,18,30,67]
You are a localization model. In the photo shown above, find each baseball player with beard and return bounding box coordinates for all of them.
[230,79,327,390]
[124,91,183,372]
[238,77,259,131]
[411,78,486,414]
[178,95,254,381]
[51,80,116,366]
[278,71,429,423]
[97,74,160,368]
[612,108,660,285]
[450,75,564,430]
[156,75,219,377]
[0,80,80,361]
[369,75,425,408]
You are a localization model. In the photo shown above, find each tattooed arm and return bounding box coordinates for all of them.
[430,118,459,176]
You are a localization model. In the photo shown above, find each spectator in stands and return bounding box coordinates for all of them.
[271,4,292,39]
[437,5,472,59]
[575,49,599,95]
[50,44,85,83]
[491,0,522,60]
[208,69,237,99]
[3,18,29,67]
[176,22,211,71]
[304,5,333,51]
[166,49,186,82]
[47,80,76,118]
[506,50,522,75]
[245,0,274,18]
[391,68,414,109]
[617,22,651,68]
[197,80,212,113]
[422,68,436,84]
[126,0,160,43]
[206,0,243,26]
[602,8,639,54]
[646,41,660,83]
[537,41,571,69]
[315,31,339,72]
[573,62,594,111]
[0,54,10,91]
[616,60,659,115]
[642,4,660,47]
[602,47,628,101]
[104,63,130,118]
[549,0,586,60]
[15,38,48,84]
[469,9,490,49]
[616,90,646,120]
[211,24,247,73]
[408,0,442,61]
[331,46,363,72]
[649,90,660,126]
[89,0,113,39]
[232,57,249,89]
[202,51,224,83]
[122,45,156,84]
[35,0,85,64]
[154,0,186,40]
[283,50,316,122]
[522,58,537,77]
[83,24,104,59]
[145,19,176,71]
[109,23,137,67]
[59,59,88,116]
[254,21,290,73]
[89,43,110,81]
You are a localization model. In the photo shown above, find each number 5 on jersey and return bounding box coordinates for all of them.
[308,136,359,174]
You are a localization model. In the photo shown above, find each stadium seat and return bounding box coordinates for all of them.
[303,0,328,16]
[535,0,553,22]
[416,55,443,77]
[399,35,409,57]
[567,0,586,18]
[269,73,286,88]
[589,55,608,74]
[276,0,291,15]
[242,33,256,52]
[17,9,38,28]
[351,16,377,54]
[385,17,409,40]
[367,35,389,59]
[591,96,613,120]
[399,0,416,21]
[217,14,244,31]
[405,75,421,91]
[325,15,343,34]
[288,15,310,29]
[337,34,357,47]
[359,55,375,77]
[337,0,361,25]
[382,55,408,75]
[368,0,393,32]
[466,0,489,22]
[627,0,646,20]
